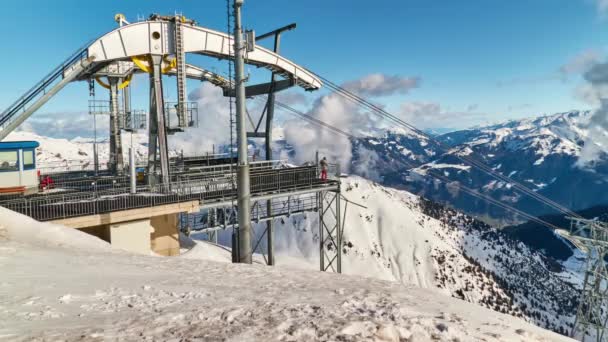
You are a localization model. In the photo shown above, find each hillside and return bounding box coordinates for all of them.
[3,130,584,337]
[235,176,580,336]
[0,207,573,341]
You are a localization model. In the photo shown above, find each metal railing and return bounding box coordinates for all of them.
[38,159,109,175]
[0,166,338,222]
[180,194,319,232]
[0,45,91,130]
[165,101,199,131]
[88,100,115,115]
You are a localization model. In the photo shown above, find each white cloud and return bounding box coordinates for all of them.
[397,101,486,130]
[282,74,406,170]
[171,83,234,155]
[283,93,360,169]
[17,111,108,139]
[559,49,602,77]
[342,73,420,97]
[596,0,608,13]
[276,91,309,107]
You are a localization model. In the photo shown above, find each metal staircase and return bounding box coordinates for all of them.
[0,47,93,141]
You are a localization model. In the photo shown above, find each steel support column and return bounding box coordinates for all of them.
[122,82,131,129]
[264,34,281,267]
[234,0,252,264]
[109,77,124,174]
[148,55,170,185]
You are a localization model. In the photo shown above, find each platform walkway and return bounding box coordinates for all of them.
[0,165,339,222]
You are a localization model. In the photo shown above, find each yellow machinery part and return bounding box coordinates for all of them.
[95,74,132,90]
[131,55,176,74]
[131,55,151,73]
[95,76,111,90]
[118,74,133,90]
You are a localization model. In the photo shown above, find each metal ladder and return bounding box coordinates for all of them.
[174,16,188,129]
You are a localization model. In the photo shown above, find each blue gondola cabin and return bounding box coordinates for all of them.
[0,141,40,194]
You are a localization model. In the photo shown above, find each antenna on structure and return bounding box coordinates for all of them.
[114,13,130,27]
[567,217,608,341]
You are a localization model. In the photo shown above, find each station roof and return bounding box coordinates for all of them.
[0,141,40,150]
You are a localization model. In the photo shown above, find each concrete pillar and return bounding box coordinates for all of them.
[109,220,152,255]
[150,213,180,256]
[79,225,111,243]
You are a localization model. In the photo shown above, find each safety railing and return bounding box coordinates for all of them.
[180,194,319,232]
[38,159,110,175]
[0,44,91,130]
[0,165,338,222]
[88,100,114,115]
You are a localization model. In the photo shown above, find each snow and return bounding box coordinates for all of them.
[0,206,109,251]
[0,207,572,341]
[412,162,471,175]
[4,130,149,171]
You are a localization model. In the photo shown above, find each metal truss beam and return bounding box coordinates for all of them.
[319,189,342,273]
[180,185,342,273]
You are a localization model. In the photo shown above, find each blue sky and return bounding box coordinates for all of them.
[1,0,608,136]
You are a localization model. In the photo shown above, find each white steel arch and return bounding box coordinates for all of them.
[0,17,322,141]
[87,20,322,90]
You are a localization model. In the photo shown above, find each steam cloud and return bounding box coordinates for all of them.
[577,61,608,164]
[169,83,233,155]
[283,92,370,169]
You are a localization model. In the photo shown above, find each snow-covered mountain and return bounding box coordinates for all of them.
[0,207,572,341]
[351,110,606,224]
[4,130,149,172]
[3,129,585,338]
[239,176,580,336]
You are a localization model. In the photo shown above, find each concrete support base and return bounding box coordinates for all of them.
[150,213,180,256]
[75,213,181,256]
[110,220,153,255]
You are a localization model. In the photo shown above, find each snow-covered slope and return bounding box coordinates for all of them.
[234,176,578,336]
[1,130,582,338]
[0,208,573,341]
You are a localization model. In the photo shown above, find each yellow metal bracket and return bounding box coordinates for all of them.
[131,55,176,74]
[95,74,133,90]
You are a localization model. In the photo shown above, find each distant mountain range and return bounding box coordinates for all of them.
[350,110,607,226]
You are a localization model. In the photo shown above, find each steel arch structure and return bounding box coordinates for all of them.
[0,16,322,142]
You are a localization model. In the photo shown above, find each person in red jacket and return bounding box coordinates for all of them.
[40,175,54,190]
[320,157,328,181]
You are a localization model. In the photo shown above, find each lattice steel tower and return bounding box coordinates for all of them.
[568,217,608,341]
